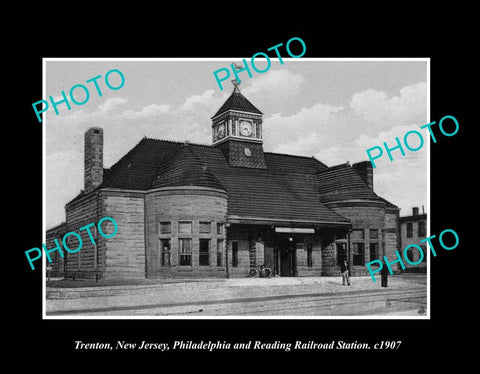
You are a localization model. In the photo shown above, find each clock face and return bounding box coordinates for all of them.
[239,121,252,136]
[217,123,225,138]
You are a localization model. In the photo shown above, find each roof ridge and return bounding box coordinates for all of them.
[264,151,327,165]
[264,151,316,159]
[316,162,350,173]
[142,137,212,148]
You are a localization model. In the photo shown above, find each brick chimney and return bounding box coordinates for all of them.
[412,207,419,216]
[84,127,103,193]
[352,161,374,191]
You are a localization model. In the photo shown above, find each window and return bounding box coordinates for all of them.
[418,221,426,237]
[178,221,192,235]
[217,240,224,267]
[199,221,211,234]
[369,229,378,240]
[249,245,256,267]
[353,243,365,266]
[232,242,239,267]
[160,221,171,234]
[336,242,347,266]
[217,223,224,235]
[369,242,378,262]
[406,222,413,238]
[406,247,415,263]
[199,239,210,266]
[307,243,313,267]
[160,239,171,266]
[178,239,192,266]
[256,122,261,139]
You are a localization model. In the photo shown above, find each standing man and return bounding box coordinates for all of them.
[381,264,389,287]
[340,259,351,286]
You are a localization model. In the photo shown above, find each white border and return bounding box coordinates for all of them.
[42,57,430,320]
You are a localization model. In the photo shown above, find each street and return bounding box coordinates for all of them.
[45,275,427,318]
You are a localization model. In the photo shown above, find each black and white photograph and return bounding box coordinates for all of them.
[12,17,471,364]
[42,58,429,318]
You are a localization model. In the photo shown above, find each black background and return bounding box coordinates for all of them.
[12,10,472,367]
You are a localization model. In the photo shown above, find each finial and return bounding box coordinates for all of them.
[231,79,240,93]
[232,62,243,70]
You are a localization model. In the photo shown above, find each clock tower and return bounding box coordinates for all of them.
[211,84,267,169]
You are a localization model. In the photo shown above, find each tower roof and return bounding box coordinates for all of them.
[212,88,263,118]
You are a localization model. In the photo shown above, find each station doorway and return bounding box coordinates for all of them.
[274,237,298,277]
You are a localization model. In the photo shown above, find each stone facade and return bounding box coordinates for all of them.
[64,192,101,279]
[145,187,228,278]
[102,191,145,279]
[385,207,401,272]
[45,222,66,277]
[56,183,399,280]
[325,202,400,276]
[62,190,146,280]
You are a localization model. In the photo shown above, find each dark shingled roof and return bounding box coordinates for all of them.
[72,137,350,225]
[399,213,426,223]
[191,146,349,224]
[316,162,397,207]
[151,143,224,190]
[212,89,262,118]
[97,138,181,190]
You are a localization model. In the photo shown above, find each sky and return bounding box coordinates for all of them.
[45,59,428,228]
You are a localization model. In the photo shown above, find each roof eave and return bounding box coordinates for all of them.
[227,215,351,227]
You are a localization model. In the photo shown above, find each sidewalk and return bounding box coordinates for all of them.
[46,274,424,299]
[45,275,426,316]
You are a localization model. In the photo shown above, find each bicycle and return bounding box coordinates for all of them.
[248,265,272,278]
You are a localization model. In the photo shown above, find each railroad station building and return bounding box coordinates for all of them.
[47,87,400,280]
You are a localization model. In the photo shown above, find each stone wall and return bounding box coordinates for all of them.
[102,191,146,279]
[320,230,337,276]
[45,222,66,277]
[385,208,402,272]
[145,187,228,278]
[64,192,101,279]
[297,234,324,277]
[326,201,394,276]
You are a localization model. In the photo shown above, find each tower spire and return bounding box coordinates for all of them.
[211,80,266,168]
[231,79,240,93]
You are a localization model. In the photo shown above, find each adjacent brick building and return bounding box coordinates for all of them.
[47,86,400,280]
[399,207,428,272]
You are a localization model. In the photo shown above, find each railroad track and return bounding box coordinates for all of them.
[48,286,427,317]
[158,287,427,317]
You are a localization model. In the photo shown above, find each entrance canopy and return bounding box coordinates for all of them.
[227,215,351,229]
